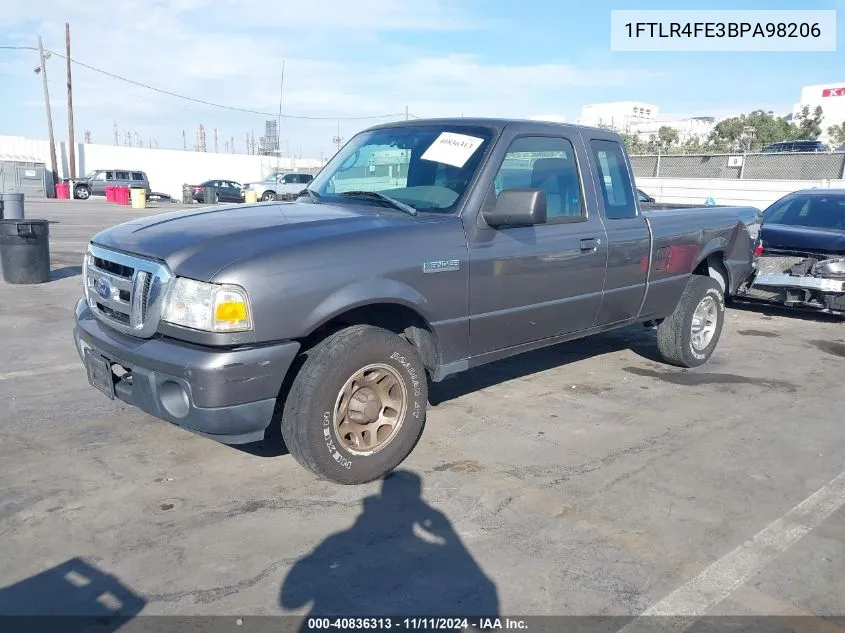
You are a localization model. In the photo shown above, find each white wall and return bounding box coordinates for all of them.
[0,135,325,199]
[638,176,845,210]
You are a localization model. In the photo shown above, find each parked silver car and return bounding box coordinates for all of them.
[244,172,313,201]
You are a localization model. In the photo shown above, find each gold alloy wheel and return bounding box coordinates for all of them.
[333,363,408,455]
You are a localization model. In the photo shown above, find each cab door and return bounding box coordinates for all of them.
[465,131,609,356]
[583,136,651,325]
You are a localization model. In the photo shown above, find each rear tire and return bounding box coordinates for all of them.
[656,276,725,368]
[281,325,428,485]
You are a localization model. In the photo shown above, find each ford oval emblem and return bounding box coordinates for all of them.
[95,277,113,300]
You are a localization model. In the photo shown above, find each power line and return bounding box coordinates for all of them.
[0,44,410,121]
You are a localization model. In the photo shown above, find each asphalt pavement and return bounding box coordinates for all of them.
[1,199,844,628]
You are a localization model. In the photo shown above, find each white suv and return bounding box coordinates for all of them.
[245,172,314,201]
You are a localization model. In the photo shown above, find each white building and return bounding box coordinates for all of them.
[792,82,845,143]
[577,102,659,131]
[628,116,716,144]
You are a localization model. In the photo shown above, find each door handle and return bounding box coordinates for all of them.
[580,237,598,253]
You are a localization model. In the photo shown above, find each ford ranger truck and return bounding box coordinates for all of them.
[74,119,760,485]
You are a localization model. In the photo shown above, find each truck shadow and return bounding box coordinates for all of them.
[429,325,662,406]
[728,299,845,324]
[237,326,661,456]
[278,469,499,628]
[0,557,147,627]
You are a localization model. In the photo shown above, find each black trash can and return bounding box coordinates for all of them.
[0,219,50,284]
[203,186,217,204]
[0,192,25,220]
[182,184,194,204]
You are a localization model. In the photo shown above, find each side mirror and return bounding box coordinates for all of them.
[483,189,547,228]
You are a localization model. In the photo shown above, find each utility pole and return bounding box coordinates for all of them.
[65,23,76,178]
[182,130,186,150]
[213,127,218,153]
[332,121,342,154]
[114,122,119,146]
[230,136,234,154]
[36,36,59,185]
[405,105,409,121]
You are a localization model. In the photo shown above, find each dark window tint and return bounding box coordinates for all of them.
[590,140,637,220]
[105,171,115,180]
[763,194,845,230]
[298,174,313,184]
[282,174,298,184]
[115,171,130,180]
[131,172,145,181]
[492,136,584,221]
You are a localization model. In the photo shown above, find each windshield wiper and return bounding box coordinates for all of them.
[296,188,321,203]
[338,191,417,216]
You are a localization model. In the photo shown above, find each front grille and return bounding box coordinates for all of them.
[84,245,171,338]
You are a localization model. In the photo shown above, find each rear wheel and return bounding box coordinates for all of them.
[281,325,428,484]
[656,276,725,368]
[261,191,276,202]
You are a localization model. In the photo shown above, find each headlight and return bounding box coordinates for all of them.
[811,257,845,280]
[161,278,252,333]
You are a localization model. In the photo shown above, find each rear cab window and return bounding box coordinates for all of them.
[590,140,638,220]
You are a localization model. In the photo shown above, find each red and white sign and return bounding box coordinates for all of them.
[821,87,845,97]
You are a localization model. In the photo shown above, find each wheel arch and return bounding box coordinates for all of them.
[692,245,730,293]
[298,281,440,373]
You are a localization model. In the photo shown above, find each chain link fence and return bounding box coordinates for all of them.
[631,152,845,180]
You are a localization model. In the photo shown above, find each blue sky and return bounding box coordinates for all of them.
[1,0,843,157]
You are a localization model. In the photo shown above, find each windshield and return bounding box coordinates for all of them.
[308,124,494,213]
[763,193,845,230]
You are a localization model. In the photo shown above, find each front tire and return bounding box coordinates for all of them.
[75,186,90,200]
[261,191,276,202]
[281,325,428,485]
[656,276,725,368]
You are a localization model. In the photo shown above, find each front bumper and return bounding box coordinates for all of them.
[73,299,300,444]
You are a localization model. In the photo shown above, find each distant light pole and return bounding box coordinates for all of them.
[35,36,59,186]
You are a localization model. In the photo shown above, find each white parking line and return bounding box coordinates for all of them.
[620,469,845,632]
[0,363,82,381]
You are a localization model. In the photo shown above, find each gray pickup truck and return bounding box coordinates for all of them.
[74,118,760,485]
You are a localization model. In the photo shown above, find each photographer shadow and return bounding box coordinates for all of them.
[0,557,146,632]
[280,470,499,628]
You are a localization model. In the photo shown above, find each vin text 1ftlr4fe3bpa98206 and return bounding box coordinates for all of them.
[73,118,761,485]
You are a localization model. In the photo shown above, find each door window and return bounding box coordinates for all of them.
[92,172,106,181]
[131,172,145,181]
[492,136,585,222]
[115,171,130,180]
[590,140,637,220]
[105,171,115,181]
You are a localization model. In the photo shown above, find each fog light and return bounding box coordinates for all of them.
[159,381,190,419]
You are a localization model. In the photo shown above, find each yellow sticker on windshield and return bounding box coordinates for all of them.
[421,132,485,168]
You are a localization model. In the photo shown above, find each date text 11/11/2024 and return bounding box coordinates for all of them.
[305,617,529,630]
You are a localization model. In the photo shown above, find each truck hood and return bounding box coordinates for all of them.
[91,201,411,280]
[761,223,845,255]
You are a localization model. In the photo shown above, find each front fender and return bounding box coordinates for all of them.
[302,278,433,336]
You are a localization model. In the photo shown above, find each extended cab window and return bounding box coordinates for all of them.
[131,172,145,181]
[590,140,637,220]
[493,136,584,221]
